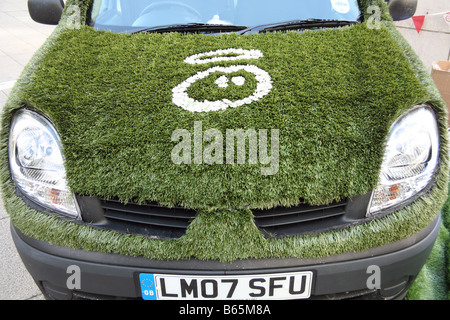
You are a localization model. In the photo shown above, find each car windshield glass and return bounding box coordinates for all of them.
[90,0,361,32]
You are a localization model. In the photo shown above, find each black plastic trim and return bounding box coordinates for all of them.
[11,215,441,299]
[77,193,372,239]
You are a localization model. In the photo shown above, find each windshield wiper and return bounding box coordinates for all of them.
[132,23,248,34]
[131,19,355,35]
[240,19,357,34]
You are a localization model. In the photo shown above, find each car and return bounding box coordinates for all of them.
[1,0,448,300]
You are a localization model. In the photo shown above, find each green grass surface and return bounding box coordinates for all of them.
[0,0,448,299]
[406,187,449,300]
[4,24,435,209]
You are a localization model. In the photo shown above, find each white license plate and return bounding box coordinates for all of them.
[139,271,313,300]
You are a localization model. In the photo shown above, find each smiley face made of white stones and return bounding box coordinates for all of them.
[172,48,273,113]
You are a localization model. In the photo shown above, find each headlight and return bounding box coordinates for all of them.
[368,106,440,215]
[8,109,80,219]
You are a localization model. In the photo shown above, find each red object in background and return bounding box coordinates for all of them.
[412,15,425,33]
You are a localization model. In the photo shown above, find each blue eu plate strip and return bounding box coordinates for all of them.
[139,273,157,300]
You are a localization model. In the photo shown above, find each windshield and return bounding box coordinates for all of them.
[90,0,361,32]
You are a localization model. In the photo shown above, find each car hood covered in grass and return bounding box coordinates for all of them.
[0,0,448,298]
[3,18,441,209]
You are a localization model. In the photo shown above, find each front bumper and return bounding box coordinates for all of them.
[11,215,441,300]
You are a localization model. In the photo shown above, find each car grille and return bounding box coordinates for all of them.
[99,198,197,239]
[93,197,353,239]
[252,200,348,237]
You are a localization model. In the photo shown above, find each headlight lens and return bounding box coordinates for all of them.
[8,109,80,219]
[368,106,440,215]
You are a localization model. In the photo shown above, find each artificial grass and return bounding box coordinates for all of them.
[368,1,450,299]
[406,189,449,300]
[0,0,448,298]
[4,17,435,210]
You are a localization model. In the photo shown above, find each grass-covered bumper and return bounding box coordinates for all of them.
[1,1,448,269]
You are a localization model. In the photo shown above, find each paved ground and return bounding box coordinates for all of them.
[0,0,55,300]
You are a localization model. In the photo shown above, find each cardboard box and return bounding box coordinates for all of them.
[431,61,450,125]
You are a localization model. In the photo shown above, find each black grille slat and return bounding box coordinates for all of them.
[253,202,346,219]
[93,197,356,239]
[252,200,348,237]
[99,198,197,238]
[103,210,190,229]
[102,200,195,220]
[255,207,346,227]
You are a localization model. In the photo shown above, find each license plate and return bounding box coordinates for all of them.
[139,271,313,300]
